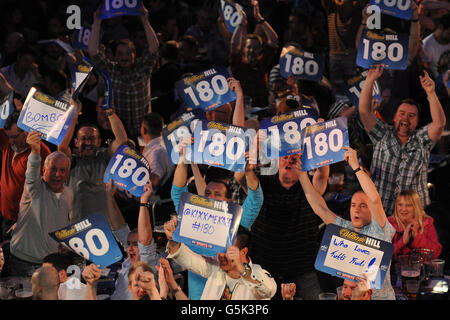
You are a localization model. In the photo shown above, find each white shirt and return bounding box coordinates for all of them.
[58,276,87,300]
[142,137,174,190]
[422,33,450,77]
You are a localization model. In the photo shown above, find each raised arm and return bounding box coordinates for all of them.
[359,65,383,133]
[295,159,337,225]
[106,109,128,155]
[87,7,102,58]
[139,3,159,55]
[312,165,330,196]
[217,8,232,47]
[58,97,82,158]
[230,6,247,56]
[343,147,386,228]
[82,263,101,300]
[420,71,446,142]
[190,163,206,196]
[251,0,278,48]
[408,1,420,65]
[229,77,245,127]
[138,183,154,246]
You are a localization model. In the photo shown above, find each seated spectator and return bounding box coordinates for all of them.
[31,265,60,300]
[388,189,442,260]
[164,220,277,300]
[342,274,373,300]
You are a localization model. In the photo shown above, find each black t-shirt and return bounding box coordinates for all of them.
[250,174,320,278]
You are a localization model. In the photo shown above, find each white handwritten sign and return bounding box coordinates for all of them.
[172,192,243,255]
[315,224,394,289]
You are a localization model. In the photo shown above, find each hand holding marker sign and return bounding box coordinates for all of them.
[49,213,123,268]
[17,88,77,146]
[315,224,394,290]
[172,192,243,256]
[300,117,349,171]
[357,29,409,70]
[175,66,237,111]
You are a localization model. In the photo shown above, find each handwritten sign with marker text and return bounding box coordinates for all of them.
[49,213,123,268]
[172,192,243,255]
[17,88,77,145]
[315,224,394,289]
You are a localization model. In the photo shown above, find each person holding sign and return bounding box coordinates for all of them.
[7,132,72,278]
[87,2,159,142]
[296,146,396,300]
[229,0,279,109]
[358,65,447,216]
[164,219,276,300]
[170,145,263,300]
[0,112,51,244]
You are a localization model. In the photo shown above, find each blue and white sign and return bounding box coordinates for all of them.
[100,0,141,20]
[17,88,77,146]
[103,145,150,197]
[38,39,74,54]
[0,91,14,128]
[49,213,123,268]
[175,66,237,112]
[259,107,319,159]
[315,223,394,290]
[73,26,91,51]
[344,70,382,109]
[83,56,112,110]
[162,109,205,165]
[172,192,243,255]
[69,62,93,100]
[301,117,349,171]
[220,0,243,35]
[357,29,409,70]
[280,48,324,82]
[370,0,412,20]
[190,121,249,172]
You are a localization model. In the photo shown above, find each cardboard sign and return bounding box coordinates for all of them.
[162,109,205,165]
[190,120,250,172]
[301,117,349,171]
[49,213,123,268]
[83,56,112,110]
[17,88,77,146]
[100,0,141,20]
[69,62,93,100]
[0,91,14,128]
[344,70,382,109]
[172,192,243,255]
[73,27,91,51]
[103,145,150,197]
[175,66,237,111]
[370,0,412,20]
[259,107,319,159]
[220,0,243,35]
[279,48,324,82]
[357,29,409,70]
[315,224,394,290]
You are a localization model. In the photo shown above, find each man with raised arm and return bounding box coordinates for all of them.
[358,65,446,215]
[296,146,396,300]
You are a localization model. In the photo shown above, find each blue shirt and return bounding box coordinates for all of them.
[171,182,263,300]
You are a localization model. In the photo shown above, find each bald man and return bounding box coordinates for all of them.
[32,266,60,300]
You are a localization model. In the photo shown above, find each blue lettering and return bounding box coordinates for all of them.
[183,208,191,216]
[330,250,346,261]
[354,245,370,255]
[24,112,61,123]
[349,257,365,267]
[333,238,348,248]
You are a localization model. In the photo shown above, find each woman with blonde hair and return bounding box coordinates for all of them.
[388,190,442,259]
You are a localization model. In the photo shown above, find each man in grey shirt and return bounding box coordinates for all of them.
[7,131,72,277]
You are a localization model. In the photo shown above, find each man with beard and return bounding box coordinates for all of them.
[229,0,278,109]
[358,65,446,215]
[0,112,50,243]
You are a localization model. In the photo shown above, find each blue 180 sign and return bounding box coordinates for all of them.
[279,48,323,82]
[370,0,412,20]
[220,0,243,35]
[100,0,141,20]
[357,29,409,70]
[0,91,14,128]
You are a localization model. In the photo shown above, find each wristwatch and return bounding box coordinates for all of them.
[140,202,150,209]
[353,167,362,174]
[105,109,115,117]
[240,263,251,277]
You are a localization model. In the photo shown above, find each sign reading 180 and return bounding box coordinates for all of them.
[184,73,229,107]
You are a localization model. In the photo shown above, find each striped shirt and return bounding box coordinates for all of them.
[92,50,158,137]
[368,118,435,215]
[250,174,320,278]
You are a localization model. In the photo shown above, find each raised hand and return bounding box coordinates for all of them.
[26,131,42,155]
[82,263,101,286]
[366,65,384,82]
[419,70,435,96]
[342,146,359,170]
[164,215,178,241]
[281,283,296,300]
[140,183,153,204]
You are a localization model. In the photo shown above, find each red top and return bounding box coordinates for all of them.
[0,129,51,221]
[388,215,442,259]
